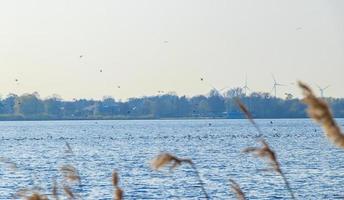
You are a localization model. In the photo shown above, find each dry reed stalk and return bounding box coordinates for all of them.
[229,179,246,200]
[63,186,74,199]
[298,81,344,148]
[52,179,59,200]
[65,142,73,154]
[112,171,123,200]
[235,99,262,136]
[151,153,209,200]
[243,140,295,199]
[236,100,295,199]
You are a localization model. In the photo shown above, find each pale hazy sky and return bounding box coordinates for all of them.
[0,0,343,100]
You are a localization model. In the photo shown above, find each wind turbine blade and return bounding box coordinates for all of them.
[219,86,229,91]
[276,83,287,86]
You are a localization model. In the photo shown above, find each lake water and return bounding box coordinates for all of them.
[1,119,344,199]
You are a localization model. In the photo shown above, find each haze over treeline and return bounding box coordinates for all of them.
[1,87,344,120]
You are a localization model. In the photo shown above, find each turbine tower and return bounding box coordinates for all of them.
[242,74,250,96]
[317,84,330,98]
[271,74,285,97]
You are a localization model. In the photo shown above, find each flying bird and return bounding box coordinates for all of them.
[79,55,83,58]
[100,69,103,73]
[200,77,204,81]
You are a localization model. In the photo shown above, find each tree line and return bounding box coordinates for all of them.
[1,88,344,120]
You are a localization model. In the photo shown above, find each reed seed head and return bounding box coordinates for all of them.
[112,171,123,200]
[151,153,192,170]
[27,193,49,200]
[115,187,123,200]
[298,81,344,148]
[60,165,80,183]
[243,140,281,174]
[112,171,119,186]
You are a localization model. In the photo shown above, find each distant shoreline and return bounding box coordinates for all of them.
[2,92,344,121]
[0,116,323,122]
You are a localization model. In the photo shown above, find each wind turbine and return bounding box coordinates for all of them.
[271,74,285,97]
[317,84,330,98]
[242,74,250,96]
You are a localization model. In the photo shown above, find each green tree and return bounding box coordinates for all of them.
[207,89,225,115]
[17,93,45,116]
[44,95,63,117]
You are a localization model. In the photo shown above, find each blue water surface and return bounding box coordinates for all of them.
[0,119,344,199]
